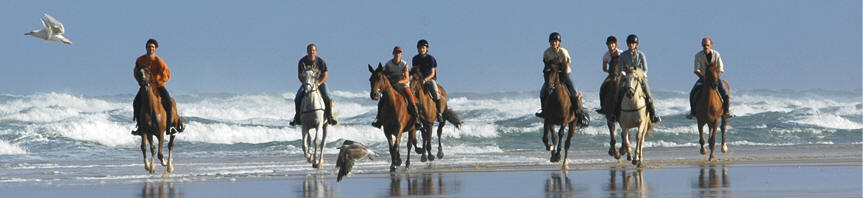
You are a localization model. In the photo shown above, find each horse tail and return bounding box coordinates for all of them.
[442,108,463,129]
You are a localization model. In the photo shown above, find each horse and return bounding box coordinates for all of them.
[599,72,622,159]
[409,68,463,162]
[617,68,653,167]
[540,64,585,168]
[368,63,420,171]
[133,68,185,174]
[693,61,730,161]
[299,68,328,169]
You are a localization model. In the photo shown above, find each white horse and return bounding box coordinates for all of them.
[300,69,327,169]
[617,68,654,167]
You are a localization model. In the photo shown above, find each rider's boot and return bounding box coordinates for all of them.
[289,98,301,126]
[162,98,175,135]
[722,95,733,119]
[647,98,661,123]
[434,99,443,120]
[325,100,338,125]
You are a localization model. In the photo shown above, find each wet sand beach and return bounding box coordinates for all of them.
[1,144,860,197]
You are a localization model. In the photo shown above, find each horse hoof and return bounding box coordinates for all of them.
[550,154,560,163]
[415,147,424,154]
[562,164,570,171]
[700,148,708,155]
[395,159,402,167]
[631,159,639,166]
[428,154,435,161]
[721,144,728,153]
[312,163,319,169]
[167,164,174,174]
[436,152,444,159]
[626,155,632,161]
[390,166,397,172]
[420,155,428,162]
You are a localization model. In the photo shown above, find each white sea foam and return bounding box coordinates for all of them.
[791,111,863,130]
[0,139,26,155]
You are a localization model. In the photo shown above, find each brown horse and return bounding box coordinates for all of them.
[368,63,420,171]
[409,68,463,162]
[133,68,184,174]
[693,61,730,161]
[599,73,622,159]
[540,65,584,168]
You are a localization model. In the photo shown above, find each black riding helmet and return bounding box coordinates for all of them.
[626,34,639,44]
[417,39,429,48]
[549,32,562,42]
[606,36,617,44]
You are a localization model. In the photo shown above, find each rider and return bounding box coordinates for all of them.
[290,43,338,126]
[688,37,732,119]
[536,32,583,118]
[133,38,177,134]
[597,35,622,114]
[371,46,423,128]
[412,39,443,119]
[613,34,661,123]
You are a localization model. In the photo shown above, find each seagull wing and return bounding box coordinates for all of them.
[43,13,65,34]
[40,18,53,40]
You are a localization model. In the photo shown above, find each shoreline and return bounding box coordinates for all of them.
[1,144,860,197]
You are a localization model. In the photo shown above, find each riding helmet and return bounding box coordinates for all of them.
[417,39,429,48]
[606,36,617,44]
[626,34,639,44]
[549,32,562,42]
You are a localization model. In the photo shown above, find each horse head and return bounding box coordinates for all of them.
[302,69,319,95]
[704,61,721,87]
[621,68,643,100]
[138,68,153,89]
[544,64,561,91]
[368,63,387,100]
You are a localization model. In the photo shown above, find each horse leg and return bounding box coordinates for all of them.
[607,121,620,159]
[435,120,445,160]
[551,124,566,163]
[709,122,717,161]
[386,132,397,172]
[140,134,152,173]
[165,135,175,174]
[542,122,552,151]
[698,122,708,155]
[147,135,156,173]
[562,122,576,169]
[721,117,728,153]
[158,133,167,167]
[302,127,312,162]
[424,122,433,161]
[419,125,428,163]
[634,123,648,167]
[316,124,327,169]
[405,129,414,169]
[394,129,404,168]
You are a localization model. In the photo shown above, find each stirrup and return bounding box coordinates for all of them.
[289,119,300,126]
[686,114,696,120]
[131,129,142,135]
[651,116,662,123]
[167,127,178,135]
[534,111,543,118]
[328,119,339,125]
[371,121,382,129]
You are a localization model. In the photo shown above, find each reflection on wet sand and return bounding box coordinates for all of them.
[140,182,179,198]
[387,173,454,197]
[544,172,576,198]
[694,164,730,197]
[299,175,335,198]
[604,168,648,198]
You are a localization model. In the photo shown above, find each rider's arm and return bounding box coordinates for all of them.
[694,54,704,78]
[423,67,435,83]
[398,64,410,85]
[319,72,328,86]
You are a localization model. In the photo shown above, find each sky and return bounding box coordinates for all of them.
[0,1,860,96]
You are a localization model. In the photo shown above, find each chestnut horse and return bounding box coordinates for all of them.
[599,72,622,159]
[540,65,585,168]
[693,61,730,160]
[368,63,419,171]
[133,68,184,174]
[617,69,653,167]
[409,68,463,162]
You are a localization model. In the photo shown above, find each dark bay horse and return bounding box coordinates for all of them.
[540,65,584,169]
[368,63,420,171]
[599,72,622,159]
[693,62,730,161]
[409,68,463,162]
[133,68,184,174]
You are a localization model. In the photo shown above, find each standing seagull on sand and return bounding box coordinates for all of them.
[25,13,72,45]
[335,140,375,182]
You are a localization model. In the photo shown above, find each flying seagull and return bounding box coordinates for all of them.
[336,140,375,182]
[25,13,72,45]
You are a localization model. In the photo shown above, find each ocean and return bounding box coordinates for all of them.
[0,89,860,185]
